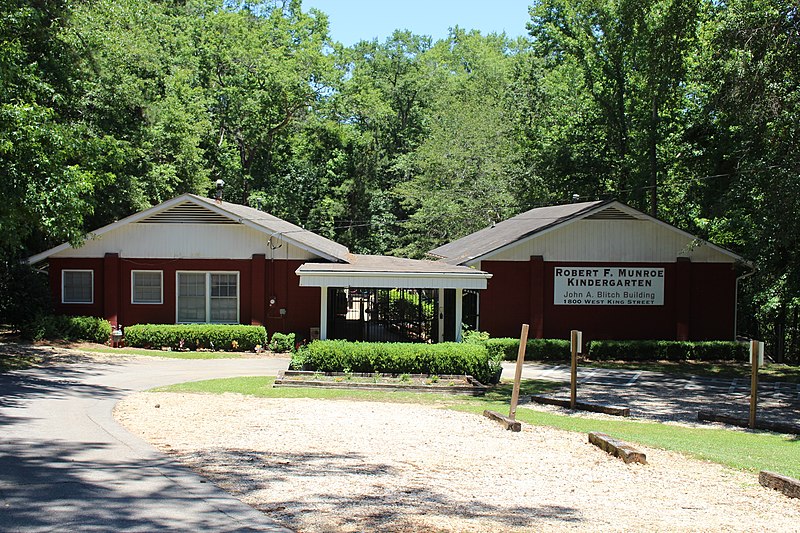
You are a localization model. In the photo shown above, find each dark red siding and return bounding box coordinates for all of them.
[477,260,530,338]
[48,256,320,339]
[479,259,736,341]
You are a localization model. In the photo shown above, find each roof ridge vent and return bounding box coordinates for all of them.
[137,201,238,224]
[585,206,639,221]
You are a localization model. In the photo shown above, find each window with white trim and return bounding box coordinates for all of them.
[132,270,163,304]
[62,270,93,304]
[176,272,239,323]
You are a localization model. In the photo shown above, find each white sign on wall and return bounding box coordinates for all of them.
[554,266,664,306]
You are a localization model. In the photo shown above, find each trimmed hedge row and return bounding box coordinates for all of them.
[25,315,112,344]
[486,337,748,362]
[587,340,749,362]
[124,324,267,351]
[291,340,501,384]
[486,338,571,362]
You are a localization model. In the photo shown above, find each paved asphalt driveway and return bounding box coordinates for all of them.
[0,348,291,532]
[502,361,800,427]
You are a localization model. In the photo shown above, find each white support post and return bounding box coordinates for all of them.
[319,286,328,340]
[454,288,463,342]
[438,288,445,343]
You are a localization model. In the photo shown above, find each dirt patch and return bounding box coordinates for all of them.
[115,392,800,532]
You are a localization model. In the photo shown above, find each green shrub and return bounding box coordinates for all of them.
[474,337,746,363]
[485,338,571,362]
[461,328,490,345]
[25,315,112,344]
[1,260,51,331]
[586,340,748,362]
[124,324,266,351]
[269,332,295,353]
[291,340,500,384]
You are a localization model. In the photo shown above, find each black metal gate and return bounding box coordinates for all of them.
[328,288,438,342]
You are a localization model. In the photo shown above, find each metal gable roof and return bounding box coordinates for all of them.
[428,200,610,265]
[27,193,351,264]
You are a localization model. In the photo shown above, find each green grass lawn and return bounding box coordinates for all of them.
[0,343,267,372]
[0,352,43,372]
[79,345,248,359]
[152,376,800,479]
[584,360,800,383]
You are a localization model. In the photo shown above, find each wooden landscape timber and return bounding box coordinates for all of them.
[697,411,800,435]
[759,471,800,499]
[482,410,522,432]
[588,432,647,464]
[531,395,630,417]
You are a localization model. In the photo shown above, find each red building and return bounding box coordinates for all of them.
[428,200,753,341]
[28,194,490,342]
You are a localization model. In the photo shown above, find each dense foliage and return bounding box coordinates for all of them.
[2,0,797,361]
[486,337,747,362]
[124,324,267,351]
[269,332,296,353]
[292,340,501,384]
[25,316,112,344]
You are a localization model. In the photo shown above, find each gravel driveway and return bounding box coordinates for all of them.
[116,392,800,532]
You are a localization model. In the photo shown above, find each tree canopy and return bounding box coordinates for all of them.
[1,0,798,359]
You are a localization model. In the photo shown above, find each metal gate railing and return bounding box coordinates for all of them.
[328,288,438,343]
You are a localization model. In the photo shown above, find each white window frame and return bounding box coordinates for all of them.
[175,271,240,324]
[62,269,94,304]
[131,270,163,304]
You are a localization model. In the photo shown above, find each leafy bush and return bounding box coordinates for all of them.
[25,315,112,343]
[586,340,748,362]
[485,338,571,362]
[461,328,490,345]
[269,332,295,353]
[124,324,267,351]
[484,337,746,362]
[1,260,51,331]
[291,340,500,384]
[388,289,435,321]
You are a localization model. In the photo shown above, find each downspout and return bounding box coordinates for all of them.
[734,263,756,340]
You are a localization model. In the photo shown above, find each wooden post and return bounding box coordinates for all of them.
[509,324,530,420]
[749,339,762,428]
[570,330,582,409]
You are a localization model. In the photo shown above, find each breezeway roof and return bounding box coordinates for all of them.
[296,254,492,290]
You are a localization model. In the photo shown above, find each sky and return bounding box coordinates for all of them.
[301,0,533,46]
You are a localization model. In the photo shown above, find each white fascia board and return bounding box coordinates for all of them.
[27,195,194,264]
[189,196,343,262]
[296,269,491,290]
[464,200,748,267]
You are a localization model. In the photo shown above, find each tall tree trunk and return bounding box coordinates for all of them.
[775,302,786,363]
[649,95,658,217]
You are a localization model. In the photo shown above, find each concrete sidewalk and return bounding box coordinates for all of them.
[0,350,292,532]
